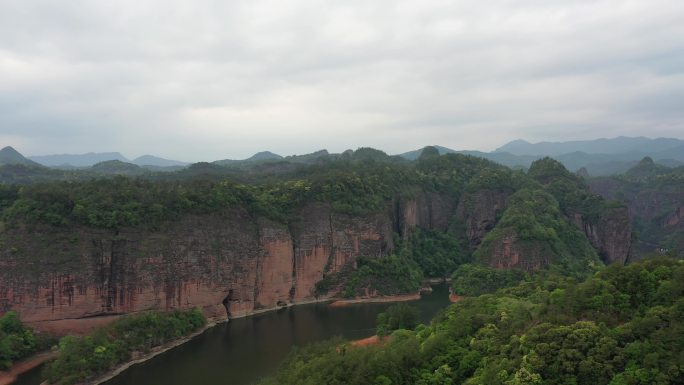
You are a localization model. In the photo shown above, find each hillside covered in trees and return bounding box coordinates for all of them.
[263,257,684,385]
[0,148,634,306]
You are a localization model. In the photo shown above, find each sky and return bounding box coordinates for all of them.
[1,0,683,162]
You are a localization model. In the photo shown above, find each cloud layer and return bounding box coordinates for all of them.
[1,0,683,160]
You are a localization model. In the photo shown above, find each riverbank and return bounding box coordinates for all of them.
[0,351,57,385]
[94,294,419,383]
[14,290,436,385]
[328,293,421,307]
[85,319,222,385]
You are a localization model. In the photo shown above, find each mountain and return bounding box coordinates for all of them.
[0,146,41,166]
[247,151,283,162]
[214,151,284,166]
[398,145,458,160]
[284,150,330,163]
[90,160,145,175]
[0,153,631,336]
[398,138,684,176]
[132,155,188,167]
[30,152,129,167]
[496,136,684,156]
[623,157,672,179]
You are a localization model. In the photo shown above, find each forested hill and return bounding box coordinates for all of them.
[0,146,659,333]
[262,257,684,385]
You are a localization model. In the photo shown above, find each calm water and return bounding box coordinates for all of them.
[15,285,451,385]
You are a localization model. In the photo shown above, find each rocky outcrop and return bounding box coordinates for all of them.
[589,178,684,255]
[0,204,399,333]
[570,207,632,265]
[483,234,553,271]
[455,190,509,246]
[664,207,683,227]
[397,192,454,237]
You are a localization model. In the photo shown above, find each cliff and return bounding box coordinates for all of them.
[455,190,509,246]
[589,177,684,256]
[0,199,433,333]
[570,207,632,264]
[0,167,635,334]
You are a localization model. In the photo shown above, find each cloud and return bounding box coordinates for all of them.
[0,0,683,160]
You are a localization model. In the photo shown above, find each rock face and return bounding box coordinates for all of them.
[483,233,553,271]
[397,192,454,236]
[571,207,632,265]
[0,187,634,333]
[588,178,684,256]
[0,204,398,333]
[455,190,509,246]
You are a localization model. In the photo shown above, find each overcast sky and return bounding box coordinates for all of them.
[1,0,683,161]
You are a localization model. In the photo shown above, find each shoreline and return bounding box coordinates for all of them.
[11,291,433,385]
[329,293,421,307]
[87,319,224,385]
[89,293,422,383]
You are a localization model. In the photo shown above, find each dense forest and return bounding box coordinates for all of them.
[0,148,630,290]
[262,258,684,385]
[0,146,682,384]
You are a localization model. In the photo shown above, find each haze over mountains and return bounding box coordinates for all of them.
[2,136,683,177]
[28,153,189,168]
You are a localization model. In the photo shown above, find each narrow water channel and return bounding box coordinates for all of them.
[15,285,452,385]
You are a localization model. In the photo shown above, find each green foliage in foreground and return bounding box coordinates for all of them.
[262,258,684,385]
[376,304,419,336]
[45,308,206,385]
[0,311,54,370]
[342,254,423,298]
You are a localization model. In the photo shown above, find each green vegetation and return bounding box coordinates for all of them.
[342,255,423,297]
[528,157,612,221]
[262,258,684,385]
[475,187,601,277]
[401,228,471,278]
[376,304,420,336]
[0,311,54,370]
[451,264,528,296]
[44,308,206,385]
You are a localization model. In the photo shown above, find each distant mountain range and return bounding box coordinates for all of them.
[2,136,683,177]
[27,153,189,168]
[398,137,684,176]
[496,136,684,156]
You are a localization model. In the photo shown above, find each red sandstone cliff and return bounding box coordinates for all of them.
[0,188,634,333]
[0,203,399,333]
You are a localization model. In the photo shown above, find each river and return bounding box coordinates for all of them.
[14,284,452,385]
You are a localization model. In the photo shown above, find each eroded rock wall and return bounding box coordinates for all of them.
[0,204,398,333]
